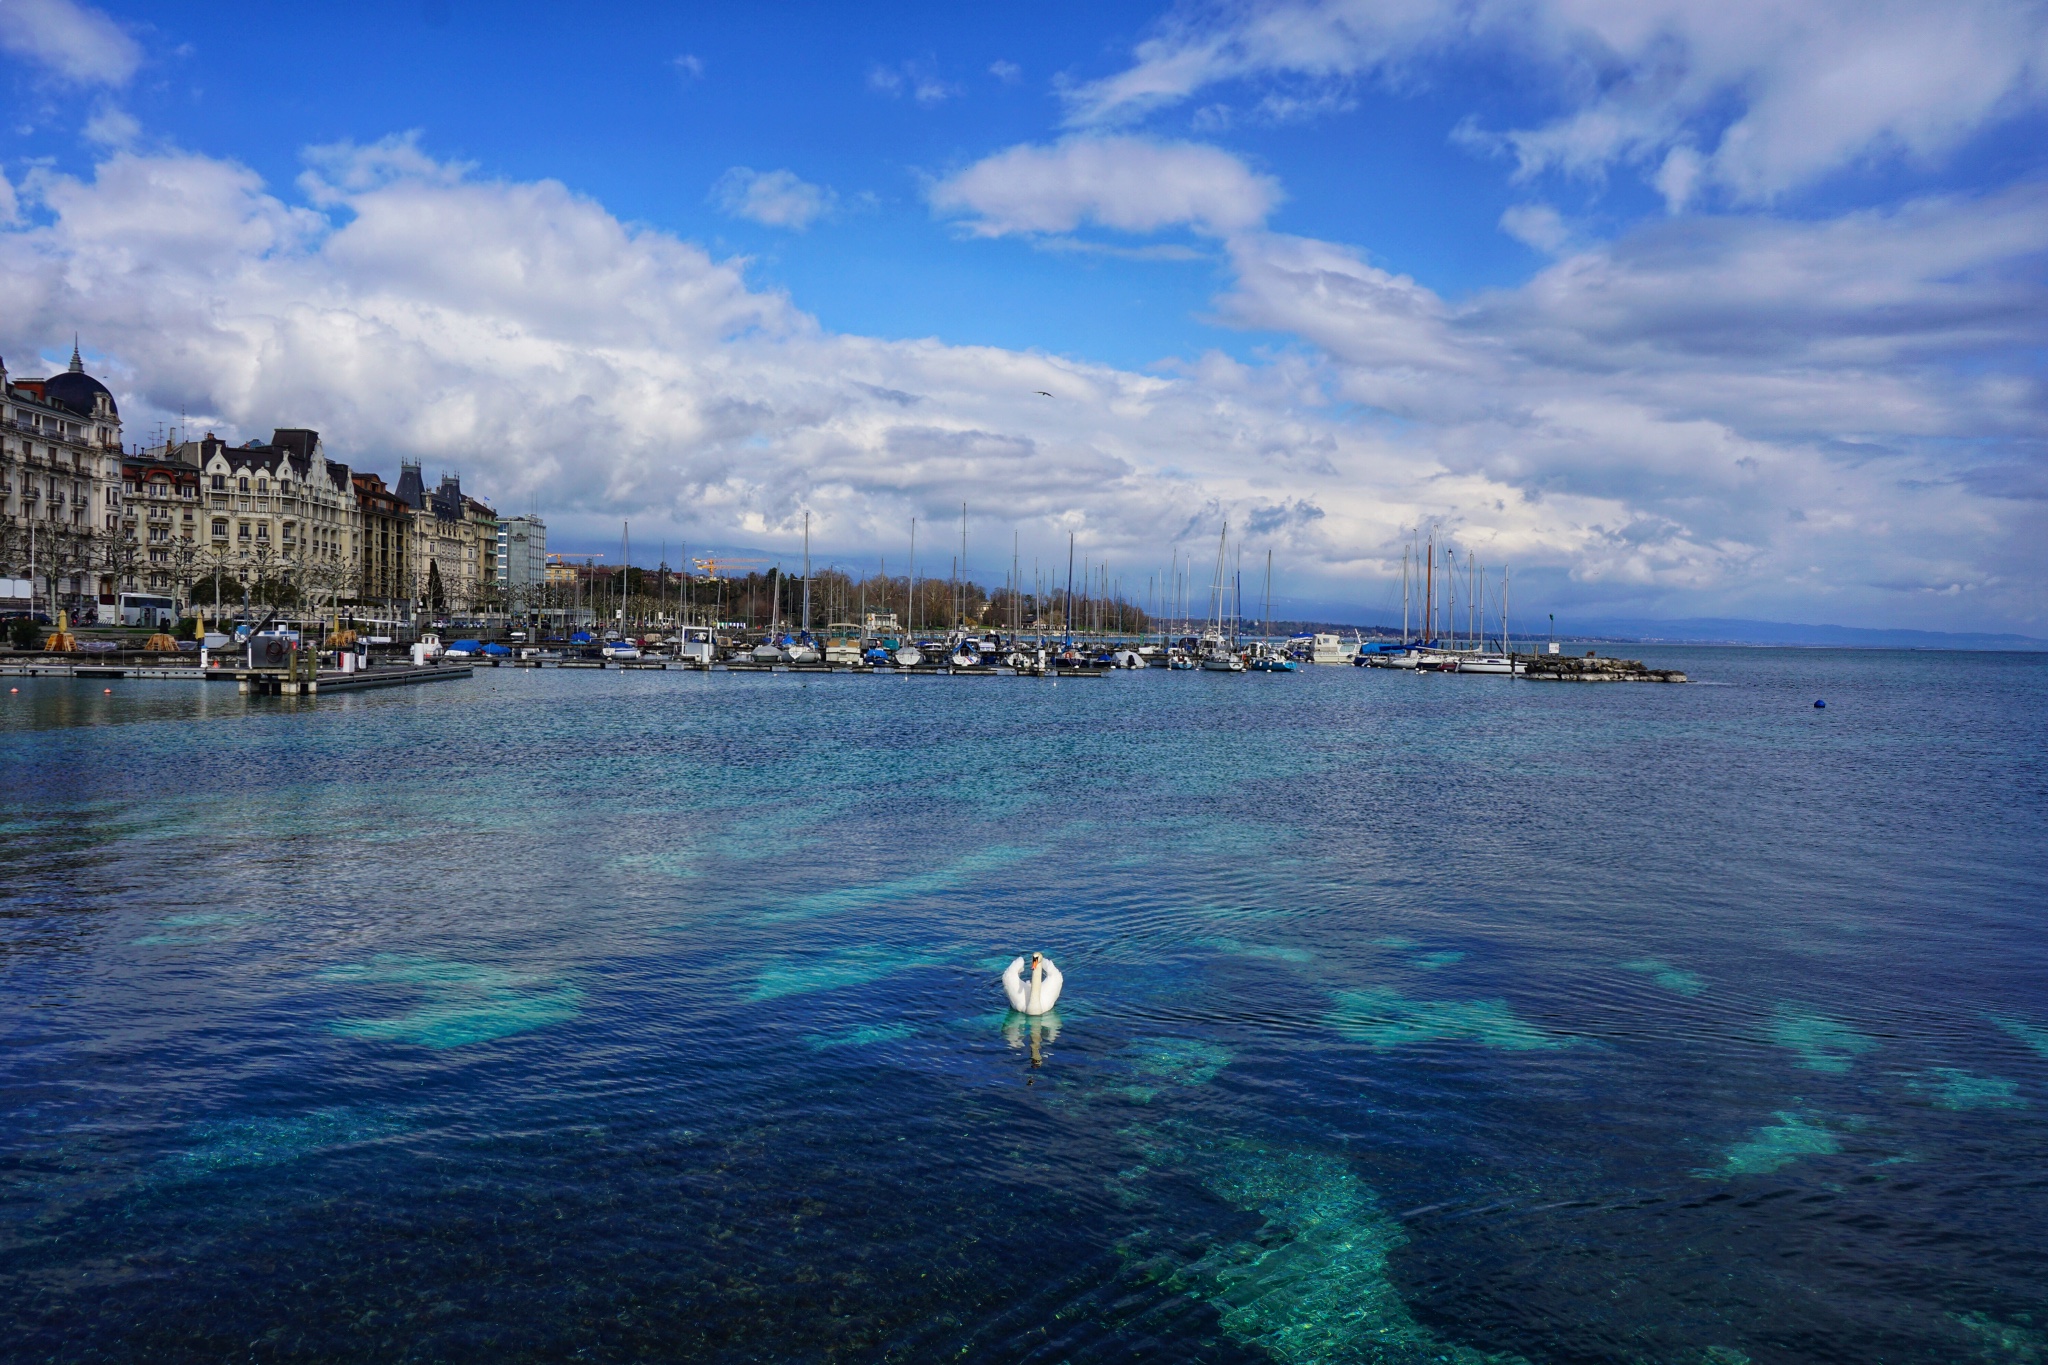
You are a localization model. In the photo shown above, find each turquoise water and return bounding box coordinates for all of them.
[2,649,2045,1362]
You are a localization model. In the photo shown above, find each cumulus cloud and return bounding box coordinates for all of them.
[0,0,141,86]
[712,166,835,229]
[1216,184,2048,616]
[1065,0,2048,204]
[0,141,2038,632]
[930,135,1281,237]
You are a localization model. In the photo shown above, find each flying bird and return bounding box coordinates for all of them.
[1035,390,1052,397]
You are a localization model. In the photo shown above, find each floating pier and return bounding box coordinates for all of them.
[0,657,475,695]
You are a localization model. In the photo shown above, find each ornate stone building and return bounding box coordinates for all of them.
[193,429,358,613]
[394,462,495,614]
[0,345,124,618]
[116,443,203,597]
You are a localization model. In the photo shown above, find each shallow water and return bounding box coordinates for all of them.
[3,648,2045,1363]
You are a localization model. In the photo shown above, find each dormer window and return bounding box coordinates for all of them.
[211,474,225,489]
[238,477,249,492]
[255,478,268,492]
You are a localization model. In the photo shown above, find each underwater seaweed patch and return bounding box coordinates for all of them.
[1704,1111,1840,1178]
[1327,987,1564,1052]
[165,1106,403,1177]
[322,955,583,1047]
[1619,959,1705,996]
[749,945,945,1002]
[804,1022,917,1050]
[1129,1037,1236,1087]
[1907,1068,2026,1111]
[1989,1014,2048,1060]
[1133,1124,1528,1364]
[1768,1008,1876,1073]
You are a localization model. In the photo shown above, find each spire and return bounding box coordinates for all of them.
[68,336,83,373]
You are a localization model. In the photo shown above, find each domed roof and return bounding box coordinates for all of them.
[42,343,117,419]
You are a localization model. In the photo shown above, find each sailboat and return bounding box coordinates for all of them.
[1248,550,1296,670]
[1457,564,1523,674]
[1198,523,1245,671]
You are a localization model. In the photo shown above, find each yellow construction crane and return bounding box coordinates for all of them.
[690,555,767,582]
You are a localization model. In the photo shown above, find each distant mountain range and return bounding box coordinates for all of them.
[1563,617,2048,651]
[1183,613,2045,651]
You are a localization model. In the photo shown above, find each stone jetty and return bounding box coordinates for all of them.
[1523,652,1687,683]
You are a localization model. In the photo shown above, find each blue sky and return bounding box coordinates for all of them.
[2,0,2044,631]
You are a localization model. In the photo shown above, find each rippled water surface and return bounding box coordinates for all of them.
[3,649,2045,1363]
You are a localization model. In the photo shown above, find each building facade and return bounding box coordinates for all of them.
[193,429,358,614]
[496,515,548,610]
[395,462,496,614]
[0,345,125,619]
[0,336,533,627]
[116,443,203,597]
[351,471,411,615]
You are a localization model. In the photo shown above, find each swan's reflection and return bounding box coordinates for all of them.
[1002,1009,1063,1077]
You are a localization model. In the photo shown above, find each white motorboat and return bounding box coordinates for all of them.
[823,623,863,665]
[787,643,820,664]
[895,645,924,667]
[1303,632,1353,664]
[751,642,787,663]
[673,626,715,664]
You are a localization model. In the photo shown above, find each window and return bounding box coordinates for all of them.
[237,523,251,540]
[255,478,268,492]
[212,474,225,490]
[255,524,269,540]
[212,519,228,538]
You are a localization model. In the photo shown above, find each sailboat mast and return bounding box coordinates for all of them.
[908,517,916,638]
[801,512,812,635]
[1065,533,1076,648]
[1424,532,1434,646]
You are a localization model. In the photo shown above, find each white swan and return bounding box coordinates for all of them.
[1002,953,1063,1015]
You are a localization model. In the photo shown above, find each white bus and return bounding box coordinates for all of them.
[118,593,178,629]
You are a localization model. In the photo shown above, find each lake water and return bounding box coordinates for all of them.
[3,648,2045,1363]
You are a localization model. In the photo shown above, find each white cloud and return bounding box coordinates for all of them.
[867,61,958,106]
[930,136,1281,237]
[1065,0,2048,204]
[989,59,1022,84]
[712,166,835,230]
[80,101,139,147]
[672,53,704,79]
[0,141,2038,632]
[1498,203,1571,254]
[0,0,141,86]
[1215,184,2048,617]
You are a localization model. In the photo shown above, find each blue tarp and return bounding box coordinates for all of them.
[481,642,512,656]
